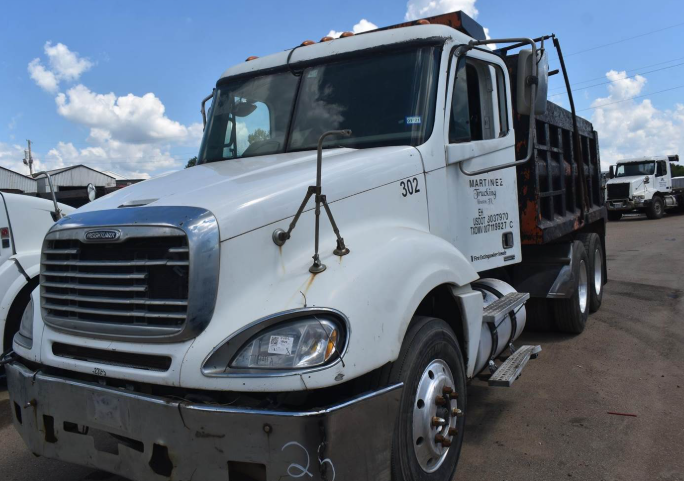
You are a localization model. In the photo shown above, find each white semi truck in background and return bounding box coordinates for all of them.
[0,187,73,365]
[4,12,608,481]
[606,154,683,221]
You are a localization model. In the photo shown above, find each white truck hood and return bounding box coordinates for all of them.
[75,146,423,241]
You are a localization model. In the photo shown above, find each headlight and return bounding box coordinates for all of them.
[634,195,645,202]
[202,310,348,375]
[15,297,34,349]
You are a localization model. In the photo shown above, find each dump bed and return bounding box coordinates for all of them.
[504,56,605,245]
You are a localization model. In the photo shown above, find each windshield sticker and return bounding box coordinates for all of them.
[307,69,319,78]
[406,116,422,125]
[268,336,294,355]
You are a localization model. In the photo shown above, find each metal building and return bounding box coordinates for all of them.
[38,165,117,193]
[0,166,37,194]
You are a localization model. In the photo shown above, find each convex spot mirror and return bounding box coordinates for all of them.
[86,183,96,202]
[516,48,548,116]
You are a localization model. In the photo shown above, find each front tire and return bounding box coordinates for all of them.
[554,241,590,334]
[646,196,664,219]
[390,317,466,481]
[607,211,622,221]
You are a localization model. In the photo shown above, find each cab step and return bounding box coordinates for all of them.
[482,292,530,324]
[488,344,542,387]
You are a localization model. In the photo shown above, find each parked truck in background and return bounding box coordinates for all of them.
[0,190,73,365]
[605,154,682,221]
[4,11,607,481]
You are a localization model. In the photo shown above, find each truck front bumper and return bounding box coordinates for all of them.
[607,199,644,211]
[6,360,402,481]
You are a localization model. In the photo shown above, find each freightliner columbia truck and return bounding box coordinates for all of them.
[3,12,607,481]
[605,154,683,221]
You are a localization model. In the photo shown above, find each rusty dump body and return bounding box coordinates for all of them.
[504,55,606,245]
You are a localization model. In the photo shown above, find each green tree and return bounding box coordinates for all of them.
[248,128,269,144]
[671,163,684,177]
[185,156,197,168]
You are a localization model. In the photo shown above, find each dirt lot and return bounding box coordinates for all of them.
[1,213,683,481]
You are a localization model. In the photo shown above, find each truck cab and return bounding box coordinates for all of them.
[606,154,682,220]
[0,193,73,357]
[5,11,606,481]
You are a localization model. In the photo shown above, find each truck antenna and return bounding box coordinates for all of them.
[272,130,352,273]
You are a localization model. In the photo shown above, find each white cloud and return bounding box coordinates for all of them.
[405,0,478,20]
[43,134,180,180]
[483,27,497,50]
[44,42,93,81]
[55,85,196,144]
[28,58,59,93]
[0,142,34,175]
[28,42,92,92]
[590,70,684,169]
[327,19,378,39]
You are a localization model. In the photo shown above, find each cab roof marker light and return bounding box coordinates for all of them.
[301,40,315,46]
[320,36,334,42]
[245,56,259,61]
[340,31,354,38]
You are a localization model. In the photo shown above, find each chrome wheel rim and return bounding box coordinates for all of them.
[578,259,588,313]
[593,248,602,296]
[412,359,458,473]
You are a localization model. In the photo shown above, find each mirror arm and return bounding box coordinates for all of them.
[201,89,215,129]
[33,171,62,220]
[458,37,537,176]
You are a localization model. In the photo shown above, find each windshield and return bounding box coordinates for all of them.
[199,46,440,163]
[615,161,655,177]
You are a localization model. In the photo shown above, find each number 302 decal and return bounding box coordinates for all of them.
[400,177,421,197]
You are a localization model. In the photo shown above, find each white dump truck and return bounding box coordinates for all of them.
[605,154,683,220]
[0,180,74,365]
[4,12,607,481]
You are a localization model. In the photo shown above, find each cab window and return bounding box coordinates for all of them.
[449,57,508,144]
[656,161,667,177]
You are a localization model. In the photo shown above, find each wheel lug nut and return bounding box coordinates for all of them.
[442,386,453,395]
[448,427,458,436]
[451,408,463,417]
[431,416,446,427]
[441,438,452,447]
[435,434,445,443]
[435,396,447,406]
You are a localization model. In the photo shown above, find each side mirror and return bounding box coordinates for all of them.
[86,183,97,202]
[517,48,548,115]
[644,176,650,184]
[608,166,615,179]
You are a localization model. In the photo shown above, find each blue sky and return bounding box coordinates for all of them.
[1,0,683,177]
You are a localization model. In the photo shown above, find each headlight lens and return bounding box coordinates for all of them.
[634,195,645,201]
[231,318,340,370]
[15,297,34,348]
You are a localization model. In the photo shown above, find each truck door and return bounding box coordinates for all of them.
[656,160,670,192]
[442,50,522,271]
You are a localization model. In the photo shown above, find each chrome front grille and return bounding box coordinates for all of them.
[40,207,220,342]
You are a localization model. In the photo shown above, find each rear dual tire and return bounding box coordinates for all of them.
[553,240,590,334]
[526,235,603,333]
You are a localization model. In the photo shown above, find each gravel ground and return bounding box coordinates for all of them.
[1,213,683,481]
